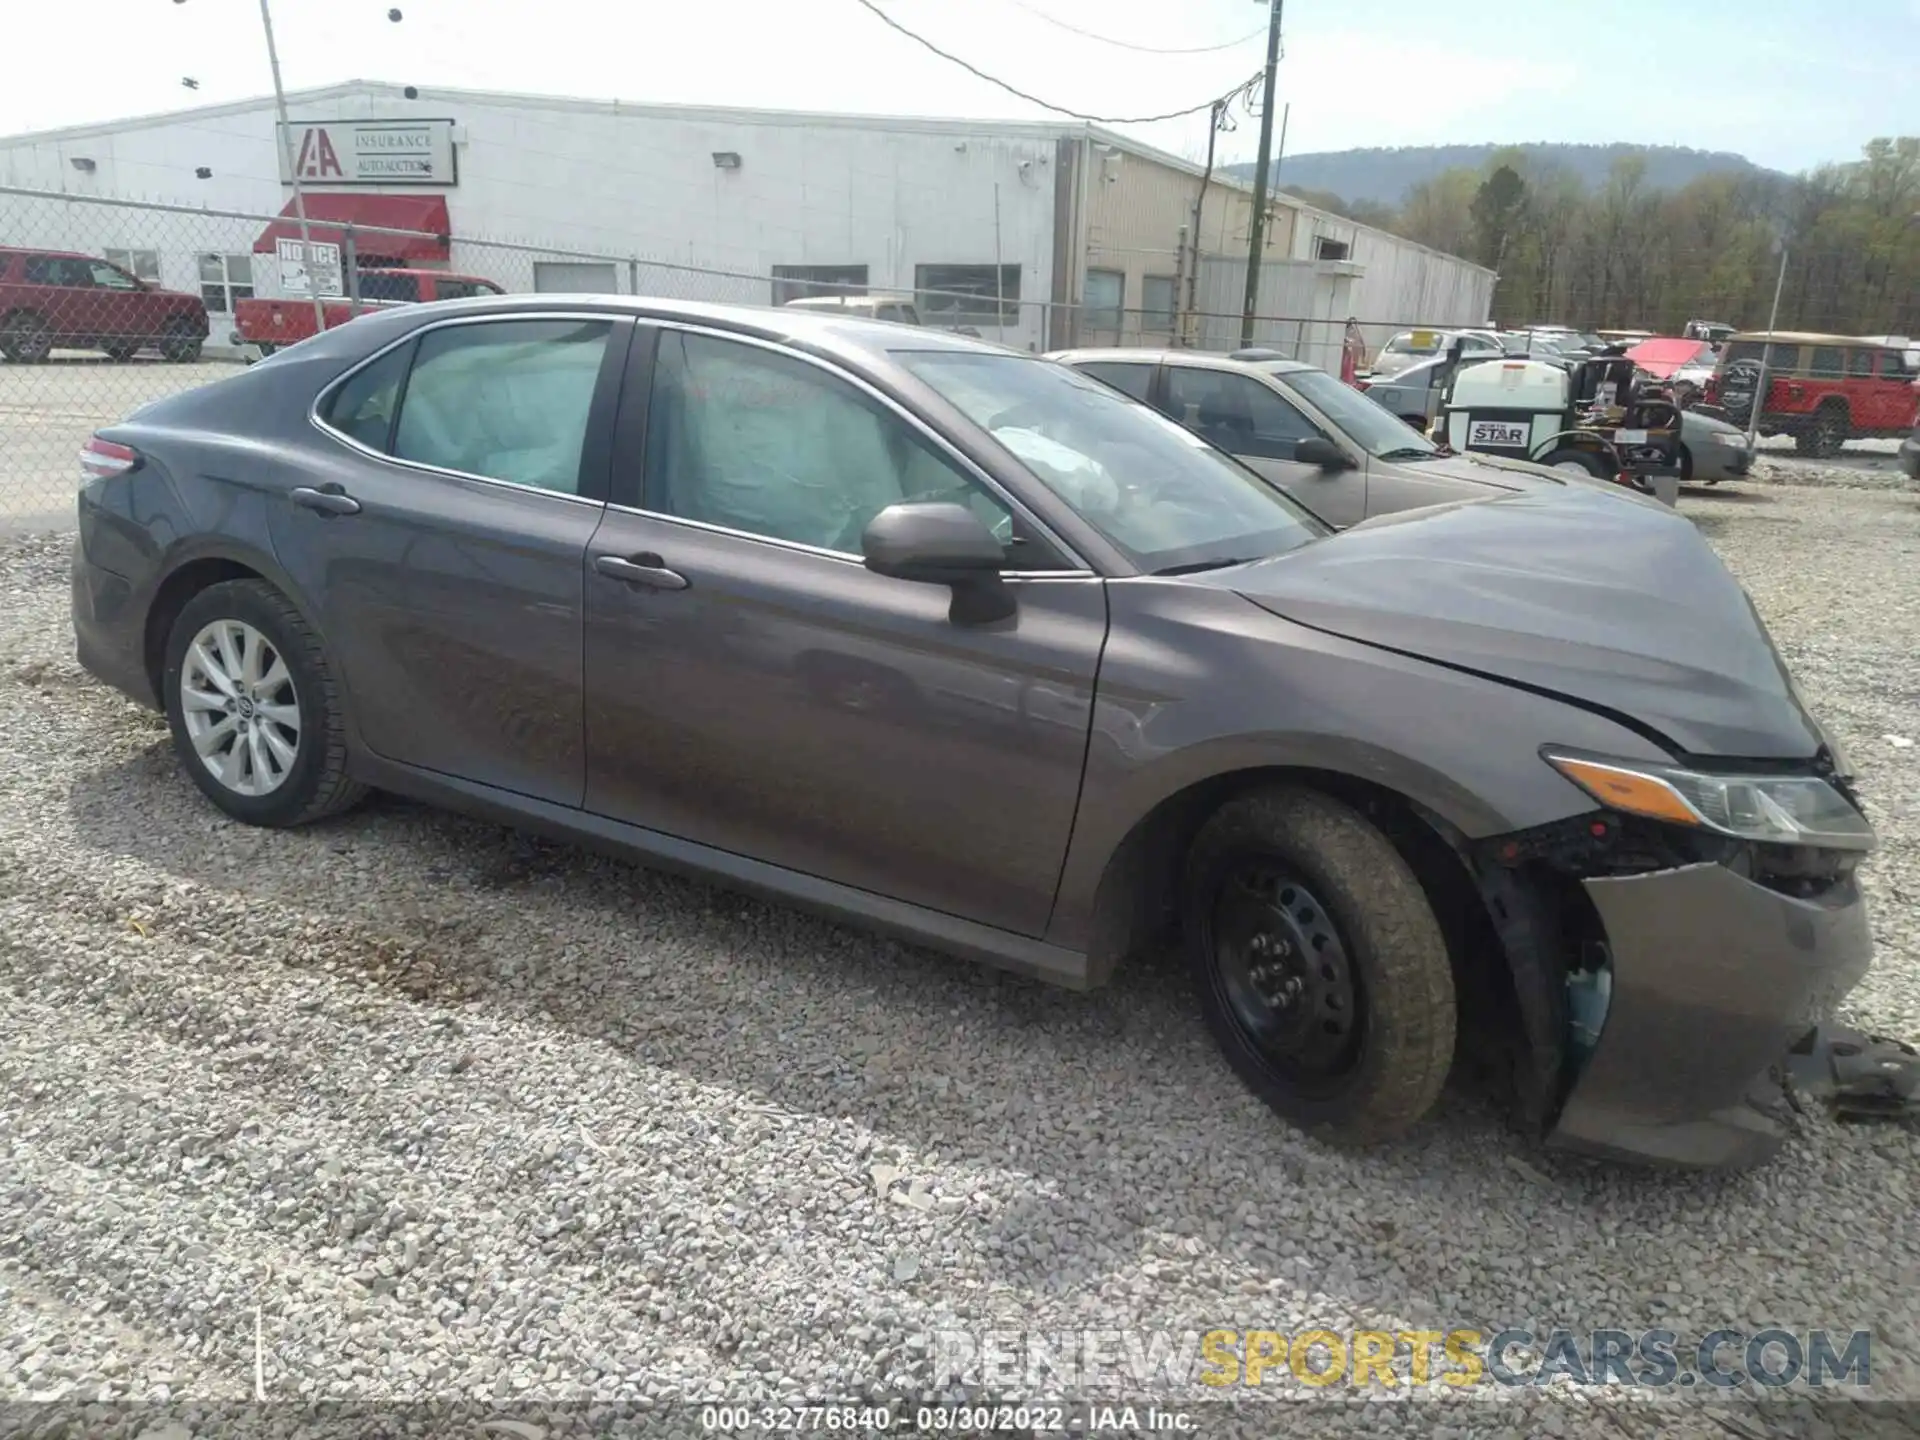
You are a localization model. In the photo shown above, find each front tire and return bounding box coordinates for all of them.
[1795,406,1846,459]
[1181,787,1456,1146]
[162,579,366,827]
[159,319,204,363]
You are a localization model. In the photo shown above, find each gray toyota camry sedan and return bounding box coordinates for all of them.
[71,296,1876,1168]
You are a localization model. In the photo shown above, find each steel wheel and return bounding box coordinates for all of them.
[1208,861,1362,1093]
[179,619,302,797]
[2,314,52,363]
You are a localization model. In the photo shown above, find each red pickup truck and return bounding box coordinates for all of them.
[232,268,504,355]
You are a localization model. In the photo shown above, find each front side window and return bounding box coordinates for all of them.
[104,249,161,284]
[645,330,1016,556]
[392,318,613,493]
[1164,368,1320,461]
[1274,366,1438,459]
[88,262,140,291]
[903,350,1326,573]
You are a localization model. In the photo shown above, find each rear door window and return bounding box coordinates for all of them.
[1076,361,1156,402]
[320,341,413,452]
[1848,349,1877,378]
[1165,367,1321,460]
[1810,346,1845,379]
[391,318,615,494]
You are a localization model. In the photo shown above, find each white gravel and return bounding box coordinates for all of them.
[2,467,1917,1435]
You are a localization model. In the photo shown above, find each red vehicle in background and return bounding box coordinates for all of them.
[0,246,209,363]
[232,268,504,355]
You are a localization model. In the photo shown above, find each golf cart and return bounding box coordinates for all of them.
[1439,348,1684,504]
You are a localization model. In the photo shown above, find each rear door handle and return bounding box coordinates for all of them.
[290,486,361,516]
[594,553,689,591]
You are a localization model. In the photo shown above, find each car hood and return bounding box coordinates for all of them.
[1203,488,1822,758]
[1390,449,1569,490]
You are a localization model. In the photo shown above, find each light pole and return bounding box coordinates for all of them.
[258,0,328,335]
[1239,0,1283,349]
[1747,236,1788,451]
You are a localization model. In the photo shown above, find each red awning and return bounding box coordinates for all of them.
[253,193,451,261]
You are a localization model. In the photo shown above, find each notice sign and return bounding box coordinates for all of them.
[276,237,344,298]
[279,118,457,186]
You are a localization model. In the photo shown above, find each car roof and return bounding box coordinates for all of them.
[306,293,997,364]
[1728,330,1889,346]
[0,245,93,260]
[1047,346,1317,376]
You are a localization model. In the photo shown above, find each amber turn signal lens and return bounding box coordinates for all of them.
[1546,756,1703,827]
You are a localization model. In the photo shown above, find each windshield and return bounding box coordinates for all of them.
[902,352,1328,571]
[1273,365,1438,459]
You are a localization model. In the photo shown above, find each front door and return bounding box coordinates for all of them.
[582,324,1107,936]
[1159,365,1368,527]
[271,313,630,805]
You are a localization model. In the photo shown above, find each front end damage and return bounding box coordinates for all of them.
[1447,804,1915,1168]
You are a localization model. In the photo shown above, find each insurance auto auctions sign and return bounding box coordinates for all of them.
[277,119,457,186]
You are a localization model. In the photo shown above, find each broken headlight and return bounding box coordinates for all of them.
[1542,750,1876,853]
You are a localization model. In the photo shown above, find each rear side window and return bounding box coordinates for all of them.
[358,273,421,303]
[1769,345,1802,373]
[392,318,613,494]
[1810,346,1845,379]
[320,342,413,452]
[1076,361,1155,401]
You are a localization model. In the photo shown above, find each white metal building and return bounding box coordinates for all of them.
[0,81,1493,365]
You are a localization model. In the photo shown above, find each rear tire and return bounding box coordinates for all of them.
[1182,786,1456,1146]
[162,579,366,828]
[1537,446,1613,478]
[103,342,141,363]
[1,312,52,363]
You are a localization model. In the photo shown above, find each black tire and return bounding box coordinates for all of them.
[254,342,278,358]
[162,579,366,827]
[1181,786,1456,1146]
[1795,404,1847,459]
[102,342,141,363]
[1537,445,1613,478]
[1677,444,1694,482]
[159,319,204,363]
[1,311,52,363]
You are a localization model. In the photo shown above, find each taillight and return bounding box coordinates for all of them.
[80,436,140,481]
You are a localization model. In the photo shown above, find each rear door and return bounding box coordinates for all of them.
[1159,365,1367,527]
[274,312,632,805]
[24,255,99,343]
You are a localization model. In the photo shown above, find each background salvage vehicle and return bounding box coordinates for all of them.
[1702,331,1920,457]
[75,296,1886,1169]
[1050,347,1588,527]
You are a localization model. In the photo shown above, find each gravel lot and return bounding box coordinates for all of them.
[2,464,1917,1436]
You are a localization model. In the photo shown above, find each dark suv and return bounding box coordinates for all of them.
[0,247,210,363]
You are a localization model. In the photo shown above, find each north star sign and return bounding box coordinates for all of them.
[277,119,458,186]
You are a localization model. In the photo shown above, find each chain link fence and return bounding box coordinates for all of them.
[4,185,1464,530]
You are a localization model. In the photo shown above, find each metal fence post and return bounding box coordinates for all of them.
[628,258,640,296]
[344,224,360,318]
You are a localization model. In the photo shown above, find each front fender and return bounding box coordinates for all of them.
[1043,581,1674,959]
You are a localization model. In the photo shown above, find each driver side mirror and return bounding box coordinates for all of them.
[862,501,1016,625]
[1293,436,1352,471]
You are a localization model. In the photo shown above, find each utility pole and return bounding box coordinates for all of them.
[259,0,327,335]
[1239,0,1283,348]
[1747,241,1789,450]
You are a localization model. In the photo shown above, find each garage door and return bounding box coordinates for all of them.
[532,261,619,294]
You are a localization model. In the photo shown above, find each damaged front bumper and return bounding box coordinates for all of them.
[1546,862,1877,1168]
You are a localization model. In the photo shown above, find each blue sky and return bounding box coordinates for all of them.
[3,0,1913,176]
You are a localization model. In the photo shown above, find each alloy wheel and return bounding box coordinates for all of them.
[179,619,302,796]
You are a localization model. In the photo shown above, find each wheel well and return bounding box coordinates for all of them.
[1088,766,1517,1031]
[1816,396,1850,421]
[1,307,46,330]
[1677,443,1693,481]
[143,558,264,696]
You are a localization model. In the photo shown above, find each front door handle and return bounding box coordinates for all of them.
[290,485,361,516]
[594,552,689,591]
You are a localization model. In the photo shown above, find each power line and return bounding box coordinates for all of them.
[997,0,1268,56]
[848,0,1261,125]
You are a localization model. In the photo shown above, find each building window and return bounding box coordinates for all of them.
[1141,275,1177,332]
[771,264,869,306]
[197,253,254,313]
[915,263,1020,326]
[1083,269,1125,333]
[104,249,161,284]
[1313,237,1351,262]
